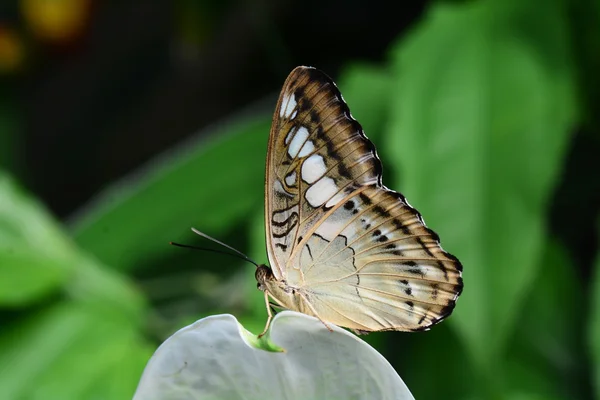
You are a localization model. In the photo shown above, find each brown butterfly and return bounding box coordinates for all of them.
[255,66,463,337]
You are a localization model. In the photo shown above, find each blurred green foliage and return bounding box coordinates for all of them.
[1,0,599,398]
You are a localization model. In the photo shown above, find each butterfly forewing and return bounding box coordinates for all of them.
[266,67,380,278]
[263,66,463,332]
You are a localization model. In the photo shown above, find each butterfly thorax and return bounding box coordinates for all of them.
[255,264,309,315]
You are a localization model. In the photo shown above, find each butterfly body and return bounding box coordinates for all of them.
[256,265,314,319]
[257,66,463,336]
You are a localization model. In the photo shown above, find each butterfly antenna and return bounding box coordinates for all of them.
[169,242,257,265]
[190,227,259,267]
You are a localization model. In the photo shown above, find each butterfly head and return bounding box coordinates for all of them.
[255,264,275,291]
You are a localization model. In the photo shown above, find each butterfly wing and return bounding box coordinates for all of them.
[265,66,380,278]
[265,66,463,331]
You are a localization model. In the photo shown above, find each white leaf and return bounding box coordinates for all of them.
[134,311,413,400]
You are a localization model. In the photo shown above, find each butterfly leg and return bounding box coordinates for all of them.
[258,290,273,338]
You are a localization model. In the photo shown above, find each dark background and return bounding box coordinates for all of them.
[13,1,422,217]
[1,0,600,399]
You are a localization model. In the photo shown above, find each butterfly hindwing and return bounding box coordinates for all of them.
[296,186,462,331]
[263,66,463,332]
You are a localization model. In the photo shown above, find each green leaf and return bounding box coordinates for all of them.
[506,240,586,399]
[249,205,268,315]
[238,322,285,353]
[0,173,79,305]
[395,324,473,400]
[337,64,396,189]
[387,0,576,373]
[0,303,148,400]
[67,256,146,322]
[0,250,70,306]
[71,115,271,271]
[0,169,145,317]
[84,342,153,400]
[0,170,149,398]
[337,63,392,144]
[590,218,600,399]
[0,172,79,260]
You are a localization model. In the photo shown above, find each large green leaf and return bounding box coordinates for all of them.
[0,170,145,316]
[505,240,586,399]
[0,173,76,306]
[337,63,392,144]
[0,251,70,306]
[0,303,148,399]
[71,115,271,271]
[85,341,153,400]
[394,324,472,400]
[0,173,79,261]
[0,170,149,398]
[387,0,576,374]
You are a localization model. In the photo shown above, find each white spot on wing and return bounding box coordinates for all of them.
[297,140,315,158]
[285,127,296,145]
[317,210,357,241]
[280,92,297,118]
[325,191,346,208]
[285,171,296,186]
[316,220,346,241]
[288,126,309,158]
[301,154,327,184]
[305,176,338,207]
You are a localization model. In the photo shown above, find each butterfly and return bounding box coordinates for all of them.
[255,66,463,337]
